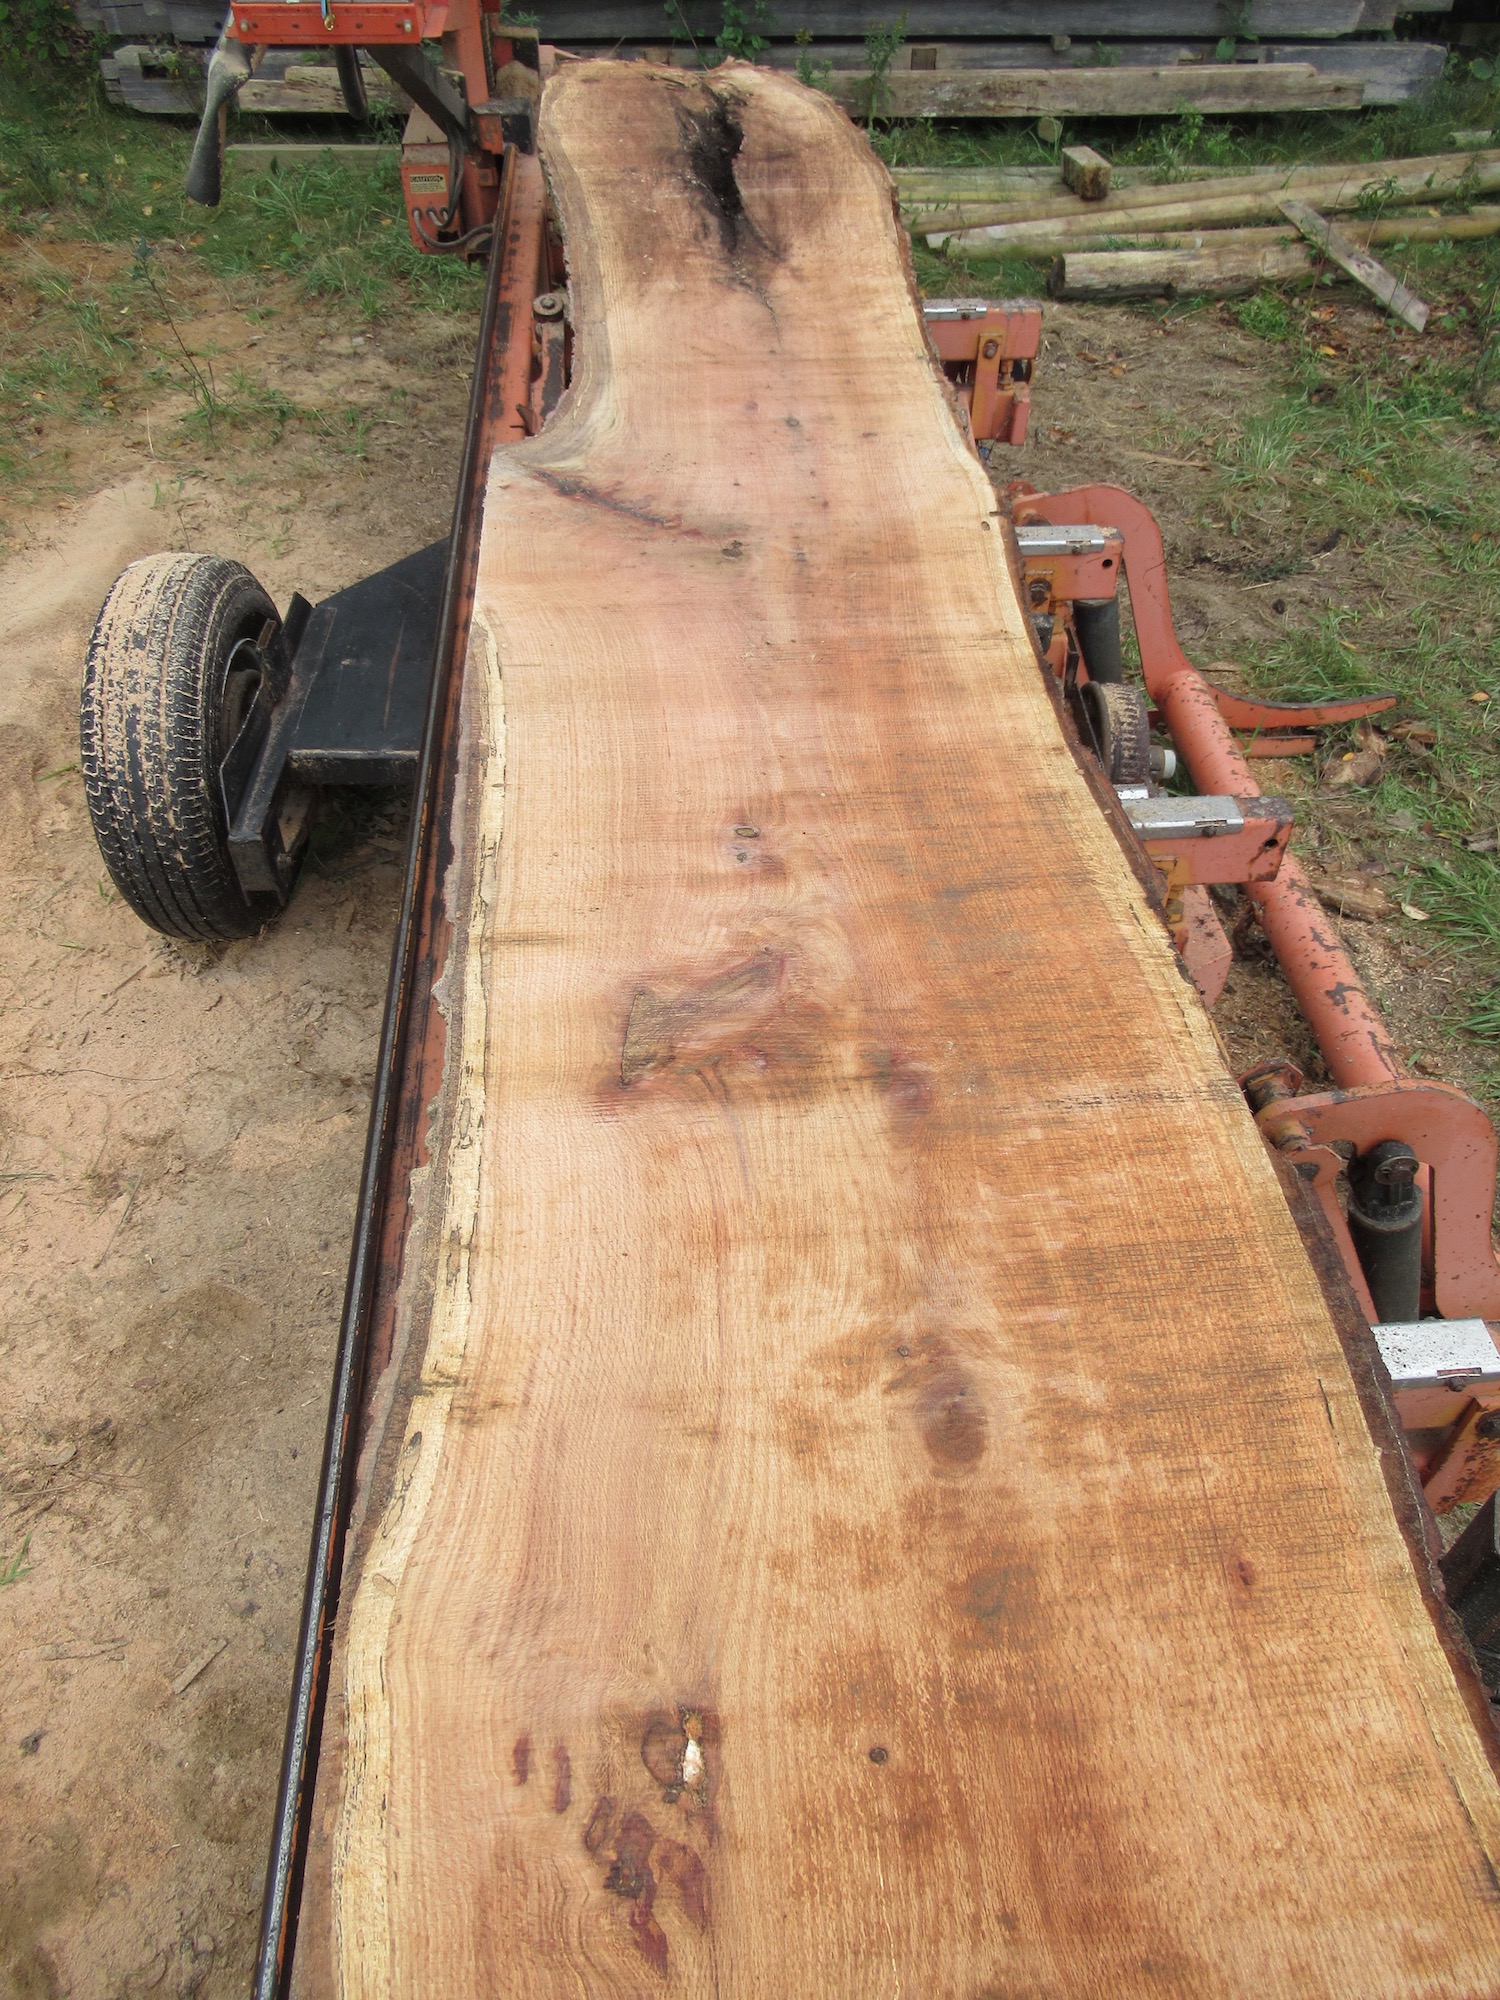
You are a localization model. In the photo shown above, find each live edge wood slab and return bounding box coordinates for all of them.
[295,61,1500,2000]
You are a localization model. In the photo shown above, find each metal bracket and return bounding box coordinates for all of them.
[1123,793,1292,887]
[222,542,446,900]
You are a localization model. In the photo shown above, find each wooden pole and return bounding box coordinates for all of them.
[1051,240,1313,297]
[928,148,1500,247]
[945,206,1500,263]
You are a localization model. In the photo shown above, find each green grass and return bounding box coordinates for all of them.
[0,70,481,320]
[0,67,484,521]
[1170,278,1500,1034]
[1,1533,33,1586]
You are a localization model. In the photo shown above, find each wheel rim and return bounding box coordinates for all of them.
[217,634,265,764]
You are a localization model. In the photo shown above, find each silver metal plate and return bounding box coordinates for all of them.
[922,297,1041,320]
[1373,1319,1500,1390]
[1013,524,1115,558]
[1122,795,1245,839]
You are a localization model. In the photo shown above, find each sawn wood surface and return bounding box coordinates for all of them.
[305,61,1500,2000]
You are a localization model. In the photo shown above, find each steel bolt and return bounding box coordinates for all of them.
[533,292,567,322]
[1476,1412,1500,1442]
[981,337,1000,360]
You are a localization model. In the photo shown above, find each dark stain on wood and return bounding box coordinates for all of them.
[618,952,785,1088]
[512,1733,531,1786]
[654,1836,710,1930]
[583,1795,614,1853]
[604,1810,658,1900]
[641,1710,688,1790]
[551,1743,572,1814]
[916,1366,988,1468]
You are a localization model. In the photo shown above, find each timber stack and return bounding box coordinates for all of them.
[517,0,1450,115]
[85,0,1452,118]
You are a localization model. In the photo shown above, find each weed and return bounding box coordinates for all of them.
[1353,173,1401,220]
[862,14,907,131]
[0,0,97,73]
[1,1534,32,1586]
[1235,291,1294,342]
[713,0,771,64]
[794,27,833,94]
[662,0,702,62]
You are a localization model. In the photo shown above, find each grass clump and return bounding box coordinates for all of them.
[1184,281,1500,1028]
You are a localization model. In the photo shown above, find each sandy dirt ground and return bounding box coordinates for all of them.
[0,282,1483,1997]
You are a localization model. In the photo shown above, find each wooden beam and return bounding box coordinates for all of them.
[825,61,1363,117]
[1052,240,1315,296]
[1278,196,1431,331]
[579,40,1446,105]
[295,56,1500,2000]
[1061,143,1113,200]
[531,0,1377,40]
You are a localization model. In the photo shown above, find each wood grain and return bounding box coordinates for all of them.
[312,61,1500,2000]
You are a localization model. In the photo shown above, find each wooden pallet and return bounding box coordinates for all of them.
[286,57,1500,2000]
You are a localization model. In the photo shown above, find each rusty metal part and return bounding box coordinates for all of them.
[1178,886,1233,1007]
[1018,481,1500,1341]
[1125,793,1292,888]
[224,0,538,254]
[252,150,549,2000]
[227,1,443,39]
[923,300,1041,445]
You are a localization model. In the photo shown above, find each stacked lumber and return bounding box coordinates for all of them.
[100,43,400,116]
[526,0,1447,115]
[288,56,1500,2000]
[84,0,1446,118]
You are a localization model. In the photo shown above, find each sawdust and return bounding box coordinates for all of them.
[0,274,466,1998]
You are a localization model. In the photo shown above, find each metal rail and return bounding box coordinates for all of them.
[252,147,549,2000]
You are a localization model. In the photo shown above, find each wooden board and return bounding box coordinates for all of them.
[1279,196,1431,331]
[578,41,1446,111]
[825,60,1362,117]
[528,0,1417,42]
[296,59,1500,2000]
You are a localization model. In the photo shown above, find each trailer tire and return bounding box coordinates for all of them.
[80,552,282,942]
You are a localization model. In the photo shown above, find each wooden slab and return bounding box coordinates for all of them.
[300,60,1500,2000]
[825,60,1363,116]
